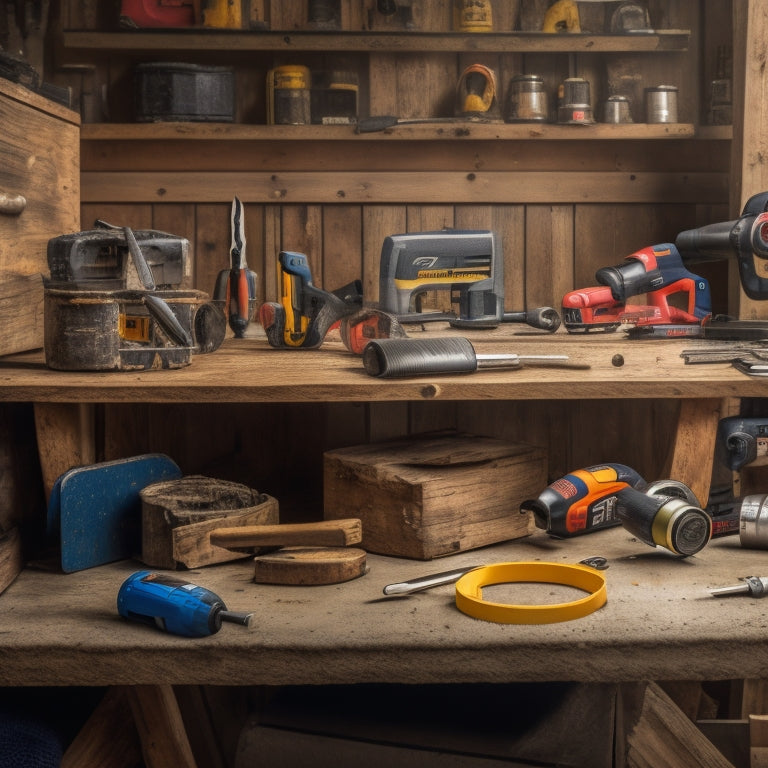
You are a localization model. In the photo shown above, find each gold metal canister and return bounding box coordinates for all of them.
[453,0,493,32]
[267,65,311,125]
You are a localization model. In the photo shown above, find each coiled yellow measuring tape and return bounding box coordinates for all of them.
[454,561,607,624]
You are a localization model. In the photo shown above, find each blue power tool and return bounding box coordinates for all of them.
[117,571,253,638]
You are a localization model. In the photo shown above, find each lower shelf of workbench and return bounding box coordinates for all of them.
[0,525,763,687]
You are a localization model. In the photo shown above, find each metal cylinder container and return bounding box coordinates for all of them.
[506,74,549,123]
[739,495,768,549]
[267,65,311,125]
[645,85,678,123]
[557,78,594,125]
[602,95,633,124]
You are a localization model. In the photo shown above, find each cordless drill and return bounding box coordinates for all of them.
[521,463,712,556]
[117,571,253,638]
[675,191,768,300]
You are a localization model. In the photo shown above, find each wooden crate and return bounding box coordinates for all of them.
[0,78,79,356]
[323,434,545,559]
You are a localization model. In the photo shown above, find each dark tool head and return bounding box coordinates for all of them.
[340,308,408,354]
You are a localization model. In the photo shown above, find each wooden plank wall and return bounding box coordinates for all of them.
[62,0,735,518]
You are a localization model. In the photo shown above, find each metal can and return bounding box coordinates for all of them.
[557,78,594,125]
[267,65,311,125]
[645,85,678,124]
[739,495,768,549]
[505,74,549,123]
[602,95,633,124]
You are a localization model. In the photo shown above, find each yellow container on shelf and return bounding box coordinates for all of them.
[267,65,311,125]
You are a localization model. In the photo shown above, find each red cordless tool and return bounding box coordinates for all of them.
[562,243,712,334]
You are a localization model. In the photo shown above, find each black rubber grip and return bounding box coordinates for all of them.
[362,337,477,378]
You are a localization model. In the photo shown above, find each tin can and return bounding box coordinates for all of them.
[505,74,549,123]
[557,78,594,125]
[739,495,768,549]
[602,95,633,124]
[645,85,678,124]
[268,65,311,125]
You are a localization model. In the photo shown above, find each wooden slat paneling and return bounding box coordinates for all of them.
[81,171,729,204]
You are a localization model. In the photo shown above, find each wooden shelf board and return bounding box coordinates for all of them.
[80,122,700,141]
[62,29,691,54]
[0,332,762,404]
[0,526,765,687]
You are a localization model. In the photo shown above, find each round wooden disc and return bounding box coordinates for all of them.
[252,547,367,585]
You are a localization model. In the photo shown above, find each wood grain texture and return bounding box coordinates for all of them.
[80,170,729,205]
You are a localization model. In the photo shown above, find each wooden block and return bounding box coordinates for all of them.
[0,527,23,597]
[210,519,362,549]
[140,475,279,569]
[252,547,367,585]
[323,434,545,559]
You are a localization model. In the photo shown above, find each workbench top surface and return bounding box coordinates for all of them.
[1,526,765,687]
[0,328,763,403]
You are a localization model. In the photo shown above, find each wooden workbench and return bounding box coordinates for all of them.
[0,330,765,688]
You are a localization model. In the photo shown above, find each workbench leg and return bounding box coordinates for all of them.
[61,687,142,768]
[33,403,97,504]
[124,684,198,768]
[662,398,722,506]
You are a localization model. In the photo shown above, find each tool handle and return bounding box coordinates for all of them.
[123,226,156,291]
[356,115,400,132]
[144,294,194,347]
[501,307,562,332]
[210,519,363,549]
[362,337,479,377]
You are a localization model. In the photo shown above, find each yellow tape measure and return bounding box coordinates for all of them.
[455,561,607,624]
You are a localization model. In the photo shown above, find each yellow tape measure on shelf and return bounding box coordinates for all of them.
[454,561,607,624]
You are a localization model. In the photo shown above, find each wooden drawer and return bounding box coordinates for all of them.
[0,78,79,355]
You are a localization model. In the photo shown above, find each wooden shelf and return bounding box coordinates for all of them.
[79,122,703,141]
[0,331,762,404]
[0,525,764,687]
[62,29,691,55]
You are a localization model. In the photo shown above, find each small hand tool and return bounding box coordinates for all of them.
[383,565,480,596]
[259,250,362,349]
[117,570,253,638]
[356,115,498,133]
[710,576,768,598]
[213,196,258,338]
[361,336,575,378]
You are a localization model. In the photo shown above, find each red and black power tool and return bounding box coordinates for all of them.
[562,243,712,334]
[675,190,768,300]
[521,463,712,556]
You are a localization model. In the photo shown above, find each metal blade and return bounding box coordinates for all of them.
[230,195,247,270]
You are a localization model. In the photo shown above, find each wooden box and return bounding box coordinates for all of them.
[0,78,79,355]
[323,435,546,560]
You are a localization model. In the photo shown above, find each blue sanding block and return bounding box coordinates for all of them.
[47,454,182,573]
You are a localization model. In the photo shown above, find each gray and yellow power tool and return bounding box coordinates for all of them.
[377,229,560,331]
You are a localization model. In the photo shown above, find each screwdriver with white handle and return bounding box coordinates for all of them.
[362,336,583,378]
[710,576,768,598]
